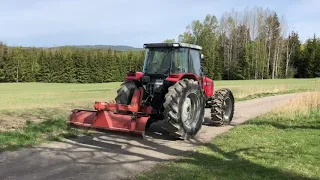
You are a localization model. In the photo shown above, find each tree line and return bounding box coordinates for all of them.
[169,6,320,80]
[0,44,145,83]
[0,6,319,83]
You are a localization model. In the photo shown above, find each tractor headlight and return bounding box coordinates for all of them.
[154,79,164,92]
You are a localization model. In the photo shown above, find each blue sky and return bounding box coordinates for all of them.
[0,0,319,48]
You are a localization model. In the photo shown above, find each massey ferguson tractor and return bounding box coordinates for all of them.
[69,42,234,139]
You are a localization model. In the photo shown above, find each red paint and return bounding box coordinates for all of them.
[165,73,214,97]
[202,76,214,97]
[125,71,144,80]
[93,88,152,114]
[69,110,149,134]
[165,73,199,82]
[69,87,151,136]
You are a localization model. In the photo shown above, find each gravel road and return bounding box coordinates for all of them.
[0,93,306,180]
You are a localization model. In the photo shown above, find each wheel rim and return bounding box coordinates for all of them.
[223,97,232,121]
[181,93,199,129]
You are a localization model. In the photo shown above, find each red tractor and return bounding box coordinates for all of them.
[69,43,234,139]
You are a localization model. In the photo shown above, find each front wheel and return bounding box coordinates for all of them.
[210,88,235,126]
[163,79,205,139]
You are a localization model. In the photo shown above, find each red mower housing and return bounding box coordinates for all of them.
[69,88,151,135]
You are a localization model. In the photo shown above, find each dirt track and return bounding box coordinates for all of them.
[0,93,306,180]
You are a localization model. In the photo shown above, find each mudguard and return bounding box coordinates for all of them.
[165,73,214,97]
[125,72,144,81]
[165,73,199,82]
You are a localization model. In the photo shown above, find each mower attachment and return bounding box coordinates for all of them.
[69,88,152,136]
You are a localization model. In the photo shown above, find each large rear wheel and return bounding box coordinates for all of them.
[163,79,205,139]
[115,81,137,105]
[210,88,235,126]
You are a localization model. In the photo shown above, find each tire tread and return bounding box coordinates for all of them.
[163,79,205,139]
[210,88,235,126]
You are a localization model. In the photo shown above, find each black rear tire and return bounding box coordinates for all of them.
[115,81,137,105]
[210,88,235,126]
[163,79,205,139]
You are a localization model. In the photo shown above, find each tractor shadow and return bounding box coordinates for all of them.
[203,117,215,126]
[60,116,219,156]
[75,116,224,142]
[142,117,222,141]
[144,121,183,141]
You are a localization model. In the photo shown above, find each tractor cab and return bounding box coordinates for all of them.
[139,43,212,103]
[142,43,204,77]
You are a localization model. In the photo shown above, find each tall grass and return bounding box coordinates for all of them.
[273,91,320,115]
[215,78,319,99]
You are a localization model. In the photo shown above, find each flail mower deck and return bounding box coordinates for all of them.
[69,88,152,136]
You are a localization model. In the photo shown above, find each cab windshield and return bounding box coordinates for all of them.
[143,47,189,75]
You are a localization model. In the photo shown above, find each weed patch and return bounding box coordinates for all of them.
[0,115,88,151]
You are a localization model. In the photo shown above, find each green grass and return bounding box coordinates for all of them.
[215,78,319,99]
[0,115,91,151]
[0,82,121,109]
[0,79,319,151]
[0,79,318,110]
[137,98,320,180]
[235,88,307,101]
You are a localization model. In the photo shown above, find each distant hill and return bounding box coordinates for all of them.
[61,45,143,51]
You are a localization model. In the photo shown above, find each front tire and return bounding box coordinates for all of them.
[163,79,205,139]
[210,88,235,126]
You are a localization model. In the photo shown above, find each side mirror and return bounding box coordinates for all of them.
[200,54,206,75]
[201,54,204,60]
[201,54,205,64]
[200,54,205,65]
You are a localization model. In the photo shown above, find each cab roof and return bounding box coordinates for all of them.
[143,42,202,50]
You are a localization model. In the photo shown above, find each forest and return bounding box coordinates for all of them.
[0,7,319,83]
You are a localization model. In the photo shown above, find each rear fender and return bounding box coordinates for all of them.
[166,74,214,97]
[165,73,199,82]
[125,72,144,81]
[202,76,214,97]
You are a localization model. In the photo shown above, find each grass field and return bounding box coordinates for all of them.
[0,78,319,150]
[137,92,320,180]
[1,78,319,110]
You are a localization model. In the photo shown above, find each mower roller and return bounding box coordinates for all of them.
[69,42,235,139]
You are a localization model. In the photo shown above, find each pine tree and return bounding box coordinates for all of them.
[74,49,89,83]
[59,48,75,83]
[37,50,52,82]
[4,47,20,82]
[0,42,6,82]
[314,36,320,77]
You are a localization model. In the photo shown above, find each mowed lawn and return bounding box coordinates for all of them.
[0,78,319,131]
[0,82,122,110]
[1,78,318,109]
[0,82,121,131]
[137,92,320,180]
